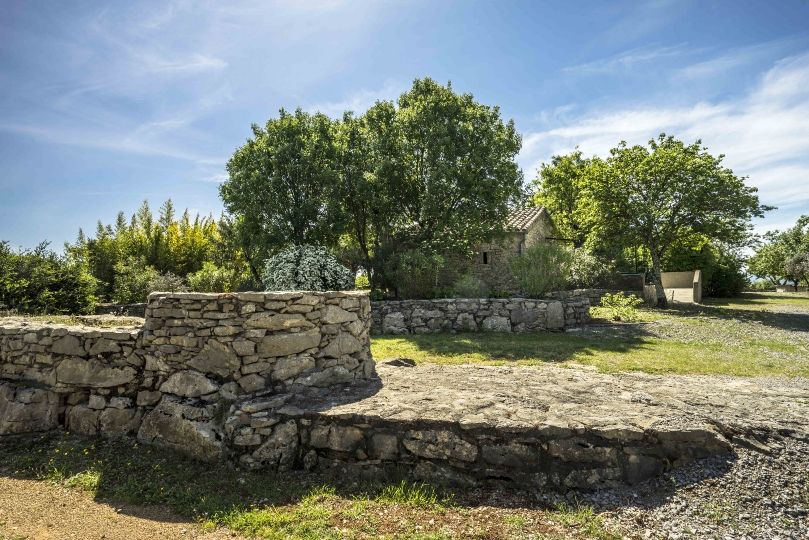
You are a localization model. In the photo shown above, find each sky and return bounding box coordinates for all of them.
[1,0,809,249]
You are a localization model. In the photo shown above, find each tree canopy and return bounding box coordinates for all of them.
[748,215,809,288]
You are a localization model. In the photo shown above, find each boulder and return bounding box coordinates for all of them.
[252,420,299,470]
[100,407,141,436]
[188,340,240,377]
[272,355,315,382]
[321,305,357,324]
[546,301,565,330]
[52,335,86,356]
[321,333,362,358]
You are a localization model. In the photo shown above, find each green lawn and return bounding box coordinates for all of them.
[0,432,618,540]
[371,292,809,377]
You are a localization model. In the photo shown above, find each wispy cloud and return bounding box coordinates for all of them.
[521,52,809,232]
[307,81,407,117]
[563,43,689,74]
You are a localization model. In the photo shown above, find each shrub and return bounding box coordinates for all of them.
[0,241,97,314]
[599,292,643,321]
[187,262,246,292]
[355,273,371,290]
[112,258,159,303]
[262,245,354,291]
[147,272,188,294]
[385,249,446,299]
[567,249,613,289]
[509,243,572,298]
[786,252,809,287]
[451,273,490,298]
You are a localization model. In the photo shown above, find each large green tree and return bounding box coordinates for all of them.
[532,150,600,248]
[749,215,809,289]
[593,134,769,306]
[220,108,343,263]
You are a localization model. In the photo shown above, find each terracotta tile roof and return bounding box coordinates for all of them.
[504,206,546,232]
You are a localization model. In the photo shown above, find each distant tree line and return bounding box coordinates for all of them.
[748,216,809,289]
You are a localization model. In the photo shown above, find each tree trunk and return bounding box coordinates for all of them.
[650,251,668,308]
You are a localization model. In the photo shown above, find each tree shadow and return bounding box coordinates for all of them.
[371,324,656,364]
[667,295,809,333]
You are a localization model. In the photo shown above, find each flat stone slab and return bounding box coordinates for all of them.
[229,362,809,489]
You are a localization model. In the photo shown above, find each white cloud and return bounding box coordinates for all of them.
[521,52,809,232]
[307,81,407,117]
[563,43,689,74]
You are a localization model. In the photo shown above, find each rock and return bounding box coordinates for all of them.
[382,312,407,334]
[272,355,315,381]
[67,405,99,435]
[232,338,256,356]
[309,424,365,452]
[481,316,511,332]
[321,305,358,324]
[137,399,223,462]
[100,407,141,435]
[56,358,137,388]
[0,383,60,434]
[456,313,477,331]
[481,443,539,467]
[238,374,266,393]
[252,420,299,470]
[369,433,399,460]
[546,301,565,329]
[188,340,240,378]
[403,429,478,462]
[51,335,86,356]
[295,366,353,387]
[258,329,321,358]
[160,370,219,398]
[136,390,162,407]
[246,313,314,331]
[87,394,106,410]
[109,396,132,409]
[321,333,362,358]
[88,338,121,355]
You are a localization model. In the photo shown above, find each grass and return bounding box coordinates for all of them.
[0,432,619,539]
[371,292,809,377]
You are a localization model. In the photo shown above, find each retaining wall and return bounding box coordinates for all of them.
[370,297,590,335]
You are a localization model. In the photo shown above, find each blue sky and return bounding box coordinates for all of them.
[2,0,808,249]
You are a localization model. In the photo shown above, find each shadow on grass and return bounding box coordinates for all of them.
[371,327,655,365]
[670,294,809,333]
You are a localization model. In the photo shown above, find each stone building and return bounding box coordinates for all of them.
[469,206,558,294]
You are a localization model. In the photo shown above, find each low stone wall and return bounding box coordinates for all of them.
[0,291,373,461]
[370,297,590,335]
[544,288,645,307]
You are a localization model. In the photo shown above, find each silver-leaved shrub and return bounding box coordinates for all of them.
[261,245,354,291]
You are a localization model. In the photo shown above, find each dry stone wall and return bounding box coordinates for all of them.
[0,291,374,462]
[370,297,590,335]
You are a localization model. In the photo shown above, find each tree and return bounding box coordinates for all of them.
[748,215,809,289]
[532,150,600,248]
[220,108,343,263]
[786,252,809,287]
[593,134,770,307]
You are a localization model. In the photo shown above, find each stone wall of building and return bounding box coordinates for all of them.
[0,291,373,461]
[370,296,590,335]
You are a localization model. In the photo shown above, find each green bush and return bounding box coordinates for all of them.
[567,249,613,288]
[262,245,354,291]
[147,272,188,294]
[599,292,643,321]
[0,241,97,314]
[385,249,446,299]
[509,243,572,298]
[355,273,371,290]
[451,273,490,298]
[112,258,159,303]
[187,262,251,292]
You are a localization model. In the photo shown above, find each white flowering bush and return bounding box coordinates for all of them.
[261,245,354,291]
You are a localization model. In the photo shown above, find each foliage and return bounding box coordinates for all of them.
[221,78,524,297]
[111,257,159,304]
[509,243,572,298]
[749,215,809,289]
[662,234,747,298]
[592,134,769,306]
[532,150,600,248]
[147,272,188,294]
[66,200,243,301]
[354,273,371,290]
[187,261,254,293]
[567,248,613,288]
[0,241,97,314]
[221,109,343,264]
[451,273,490,298]
[598,292,643,321]
[786,252,809,287]
[384,249,446,299]
[261,245,354,291]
